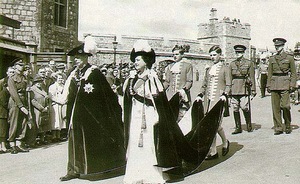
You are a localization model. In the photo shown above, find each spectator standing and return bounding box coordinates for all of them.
[49,73,67,142]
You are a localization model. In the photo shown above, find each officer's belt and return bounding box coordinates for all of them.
[232,76,246,79]
[272,73,289,76]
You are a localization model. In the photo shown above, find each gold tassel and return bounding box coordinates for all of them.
[141,105,147,129]
[138,131,143,147]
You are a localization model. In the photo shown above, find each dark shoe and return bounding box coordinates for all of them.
[222,140,230,156]
[16,145,29,152]
[10,146,18,154]
[285,129,292,134]
[232,129,242,134]
[247,124,253,132]
[274,131,283,135]
[205,153,219,160]
[59,174,79,181]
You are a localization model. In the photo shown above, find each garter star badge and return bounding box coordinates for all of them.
[84,83,94,94]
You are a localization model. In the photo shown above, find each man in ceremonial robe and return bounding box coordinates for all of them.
[59,43,126,181]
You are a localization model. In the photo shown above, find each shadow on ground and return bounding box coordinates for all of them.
[241,123,261,131]
[188,142,244,176]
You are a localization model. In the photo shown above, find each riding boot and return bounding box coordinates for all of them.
[243,110,253,132]
[232,111,242,134]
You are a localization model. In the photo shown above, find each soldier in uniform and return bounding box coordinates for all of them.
[266,38,296,135]
[7,59,30,154]
[164,45,193,122]
[229,45,256,134]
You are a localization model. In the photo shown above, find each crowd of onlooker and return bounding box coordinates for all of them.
[0,59,139,154]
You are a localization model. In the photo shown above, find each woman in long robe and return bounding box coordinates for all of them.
[123,40,166,184]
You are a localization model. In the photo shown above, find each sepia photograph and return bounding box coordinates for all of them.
[0,0,300,183]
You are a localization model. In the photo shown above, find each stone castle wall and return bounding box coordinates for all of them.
[0,0,79,52]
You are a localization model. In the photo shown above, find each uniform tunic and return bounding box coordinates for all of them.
[228,58,256,112]
[7,74,28,142]
[164,58,193,104]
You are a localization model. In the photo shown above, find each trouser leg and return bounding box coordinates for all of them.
[281,91,292,133]
[271,91,283,132]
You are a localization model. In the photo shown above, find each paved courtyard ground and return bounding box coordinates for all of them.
[1,87,300,184]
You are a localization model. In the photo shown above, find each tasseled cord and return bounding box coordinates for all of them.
[138,79,147,147]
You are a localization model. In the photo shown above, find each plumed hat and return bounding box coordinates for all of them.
[67,43,92,56]
[234,45,247,53]
[130,40,156,68]
[273,38,286,46]
[209,45,222,54]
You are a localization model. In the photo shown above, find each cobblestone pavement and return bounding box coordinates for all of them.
[1,88,300,184]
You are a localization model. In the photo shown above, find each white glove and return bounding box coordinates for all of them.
[195,96,203,102]
[20,107,29,115]
[220,95,227,102]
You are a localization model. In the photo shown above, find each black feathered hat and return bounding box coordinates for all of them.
[67,43,92,56]
[130,40,156,69]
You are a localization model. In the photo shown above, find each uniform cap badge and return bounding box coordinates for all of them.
[84,83,94,94]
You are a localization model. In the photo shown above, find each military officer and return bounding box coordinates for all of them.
[229,45,256,134]
[7,59,30,154]
[267,38,296,135]
[163,45,193,122]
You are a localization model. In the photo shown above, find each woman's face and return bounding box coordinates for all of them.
[134,56,146,72]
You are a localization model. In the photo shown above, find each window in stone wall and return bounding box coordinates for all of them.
[54,0,67,28]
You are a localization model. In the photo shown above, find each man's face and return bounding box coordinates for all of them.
[15,64,24,74]
[275,45,284,52]
[173,50,183,62]
[210,51,221,64]
[38,69,46,78]
[74,54,87,68]
[7,68,15,77]
[235,52,244,59]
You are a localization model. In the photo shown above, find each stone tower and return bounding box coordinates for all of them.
[197,8,251,61]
